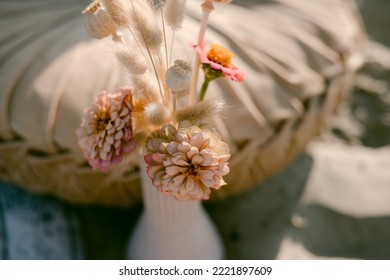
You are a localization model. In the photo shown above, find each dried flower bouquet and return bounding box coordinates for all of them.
[77,0,245,201]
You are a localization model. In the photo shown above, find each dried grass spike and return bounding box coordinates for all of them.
[128,0,163,51]
[101,0,130,26]
[115,44,149,75]
[144,103,171,126]
[132,73,160,102]
[175,99,225,124]
[164,0,187,31]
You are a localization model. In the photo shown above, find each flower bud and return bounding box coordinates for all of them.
[165,60,192,93]
[83,1,119,40]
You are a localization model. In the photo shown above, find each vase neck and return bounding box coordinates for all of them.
[139,159,203,233]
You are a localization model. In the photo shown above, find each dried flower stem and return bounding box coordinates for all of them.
[172,94,177,112]
[127,26,144,56]
[159,1,169,68]
[188,0,214,105]
[142,51,162,99]
[157,51,172,107]
[198,77,211,101]
[169,31,176,66]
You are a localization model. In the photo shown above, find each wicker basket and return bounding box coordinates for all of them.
[0,0,365,207]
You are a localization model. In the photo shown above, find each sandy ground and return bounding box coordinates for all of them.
[0,0,389,260]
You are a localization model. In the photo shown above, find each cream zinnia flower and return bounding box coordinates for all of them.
[76,88,136,172]
[144,123,230,200]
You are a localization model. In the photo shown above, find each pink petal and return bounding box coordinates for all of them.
[186,146,199,160]
[190,131,204,149]
[122,139,136,153]
[191,154,204,165]
[166,166,182,176]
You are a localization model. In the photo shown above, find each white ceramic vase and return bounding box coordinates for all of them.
[127,160,224,259]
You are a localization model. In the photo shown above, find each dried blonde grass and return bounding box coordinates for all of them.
[164,0,187,31]
[125,0,165,100]
[132,73,161,102]
[115,43,149,75]
[175,99,225,124]
[101,0,130,26]
[144,103,171,126]
[128,0,163,51]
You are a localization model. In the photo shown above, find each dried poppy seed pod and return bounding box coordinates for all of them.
[165,60,192,93]
[82,0,102,14]
[83,1,120,40]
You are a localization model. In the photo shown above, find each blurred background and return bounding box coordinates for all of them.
[207,0,390,259]
[0,0,389,259]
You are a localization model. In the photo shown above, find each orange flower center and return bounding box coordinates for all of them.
[185,163,200,180]
[96,111,110,131]
[206,44,234,67]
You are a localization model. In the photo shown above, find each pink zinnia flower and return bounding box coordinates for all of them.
[192,43,245,82]
[144,124,231,201]
[76,87,136,172]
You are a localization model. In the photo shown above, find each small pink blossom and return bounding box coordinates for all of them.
[76,87,136,172]
[144,124,231,201]
[192,43,245,82]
